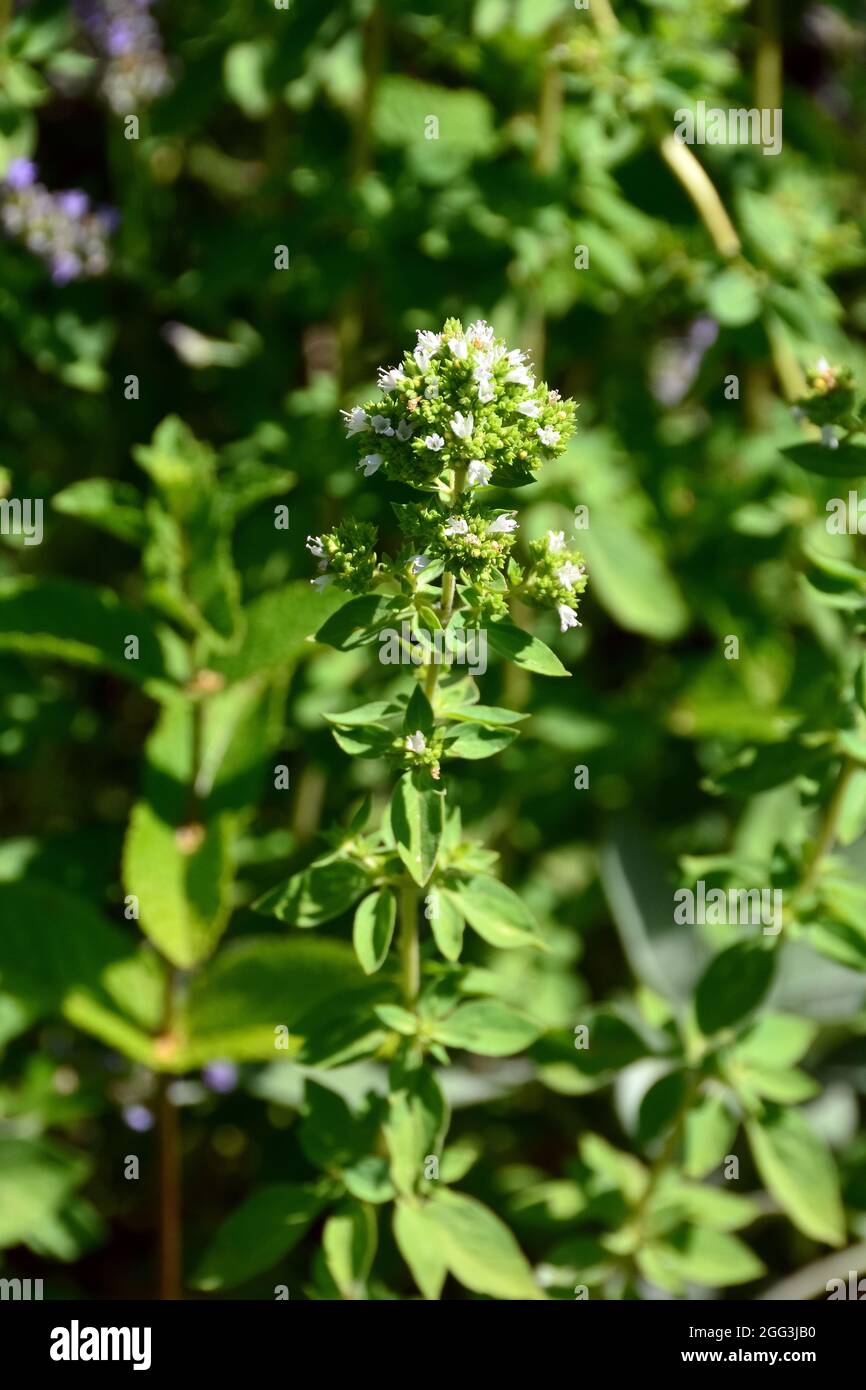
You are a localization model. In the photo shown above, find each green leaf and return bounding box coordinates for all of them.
[746,1107,845,1246]
[123,802,234,969]
[684,1097,738,1179]
[486,620,569,677]
[441,874,543,950]
[706,268,762,326]
[428,891,465,962]
[213,581,344,682]
[640,1227,764,1291]
[352,890,397,975]
[637,1070,687,1147]
[384,1067,448,1197]
[389,772,444,887]
[695,942,775,1036]
[0,880,162,1063]
[444,724,520,759]
[579,514,688,641]
[441,703,528,727]
[431,1000,540,1056]
[180,938,373,1066]
[255,857,371,926]
[52,478,148,545]
[403,684,434,738]
[0,1137,89,1249]
[393,1200,447,1300]
[0,578,175,696]
[192,1184,322,1291]
[323,1204,377,1298]
[782,441,866,478]
[315,594,406,651]
[426,1188,545,1300]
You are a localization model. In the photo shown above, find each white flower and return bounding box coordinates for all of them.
[547,530,566,553]
[371,414,395,436]
[448,336,469,361]
[396,419,416,440]
[558,603,580,633]
[341,406,370,436]
[357,453,383,476]
[306,535,325,558]
[466,319,495,347]
[424,381,439,399]
[378,365,405,392]
[475,349,496,372]
[821,424,840,450]
[557,561,585,588]
[311,575,333,592]
[816,356,830,374]
[467,460,492,487]
[515,399,540,417]
[415,347,434,371]
[408,554,430,574]
[506,364,535,388]
[416,330,442,354]
[444,516,470,537]
[488,514,518,535]
[451,411,474,439]
[475,373,495,403]
[424,433,445,451]
[406,731,427,754]
[537,426,560,447]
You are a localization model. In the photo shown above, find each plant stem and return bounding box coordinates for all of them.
[797,757,856,902]
[657,135,741,259]
[157,969,182,1300]
[755,0,782,113]
[399,880,420,1004]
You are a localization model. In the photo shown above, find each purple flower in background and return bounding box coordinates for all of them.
[57,189,90,218]
[1,165,115,283]
[74,0,172,114]
[5,158,38,190]
[202,1061,239,1095]
[123,1104,154,1132]
[650,316,720,407]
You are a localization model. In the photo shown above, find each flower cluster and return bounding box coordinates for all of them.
[400,501,519,582]
[1,159,115,284]
[306,518,377,594]
[793,358,858,448]
[523,530,588,633]
[75,0,172,114]
[341,317,577,488]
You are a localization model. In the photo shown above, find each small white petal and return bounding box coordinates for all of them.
[305,535,325,557]
[405,730,427,753]
[557,603,580,633]
[341,406,370,436]
[396,419,416,440]
[444,517,470,537]
[357,453,383,476]
[423,433,445,451]
[311,575,333,592]
[467,460,492,487]
[537,427,561,447]
[515,399,541,417]
[371,414,395,435]
[488,514,518,535]
[451,411,474,439]
[547,530,566,552]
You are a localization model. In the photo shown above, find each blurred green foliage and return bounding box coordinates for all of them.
[2,0,866,1302]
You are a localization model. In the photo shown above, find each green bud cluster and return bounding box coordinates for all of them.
[305,518,377,594]
[340,317,577,489]
[796,360,857,427]
[523,532,588,631]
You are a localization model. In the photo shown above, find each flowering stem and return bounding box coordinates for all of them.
[797,757,856,902]
[399,880,420,1004]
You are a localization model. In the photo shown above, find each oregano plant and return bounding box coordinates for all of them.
[237,319,585,1300]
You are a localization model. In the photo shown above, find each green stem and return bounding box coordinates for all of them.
[797,757,856,903]
[399,880,420,1005]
